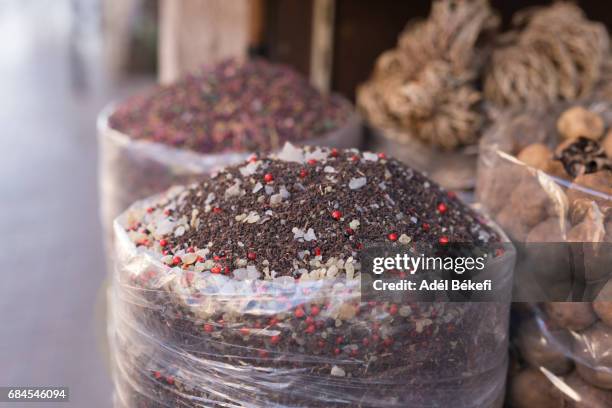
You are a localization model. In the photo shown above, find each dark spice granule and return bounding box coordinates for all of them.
[109,58,353,154]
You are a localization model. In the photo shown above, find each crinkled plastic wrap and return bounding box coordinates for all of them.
[98,104,363,245]
[509,310,612,408]
[367,126,479,191]
[108,192,515,408]
[476,101,612,407]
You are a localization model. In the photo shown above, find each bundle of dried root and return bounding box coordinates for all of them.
[594,57,612,100]
[484,2,610,108]
[358,0,499,149]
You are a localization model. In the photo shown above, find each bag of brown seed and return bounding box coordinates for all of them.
[98,58,362,247]
[476,100,612,407]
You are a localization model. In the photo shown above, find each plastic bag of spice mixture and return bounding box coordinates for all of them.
[98,106,362,246]
[476,101,612,407]
[108,197,515,408]
[98,106,247,244]
[98,58,363,246]
[107,139,517,408]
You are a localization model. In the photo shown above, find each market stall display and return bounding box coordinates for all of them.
[358,1,610,191]
[109,144,514,407]
[99,58,361,245]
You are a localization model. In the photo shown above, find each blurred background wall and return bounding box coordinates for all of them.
[99,0,612,98]
[148,0,612,99]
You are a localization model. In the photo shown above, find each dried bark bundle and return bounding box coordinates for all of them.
[484,2,610,108]
[595,57,612,100]
[358,0,499,149]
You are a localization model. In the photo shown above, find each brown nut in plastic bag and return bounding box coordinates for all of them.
[477,100,612,407]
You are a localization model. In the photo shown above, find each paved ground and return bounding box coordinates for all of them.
[0,1,152,406]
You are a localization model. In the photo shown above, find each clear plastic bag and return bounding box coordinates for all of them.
[476,101,612,407]
[108,189,515,408]
[97,104,363,245]
[509,308,612,408]
[477,100,611,246]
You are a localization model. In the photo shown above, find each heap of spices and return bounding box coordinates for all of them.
[109,58,354,153]
[110,144,512,408]
[99,58,360,248]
